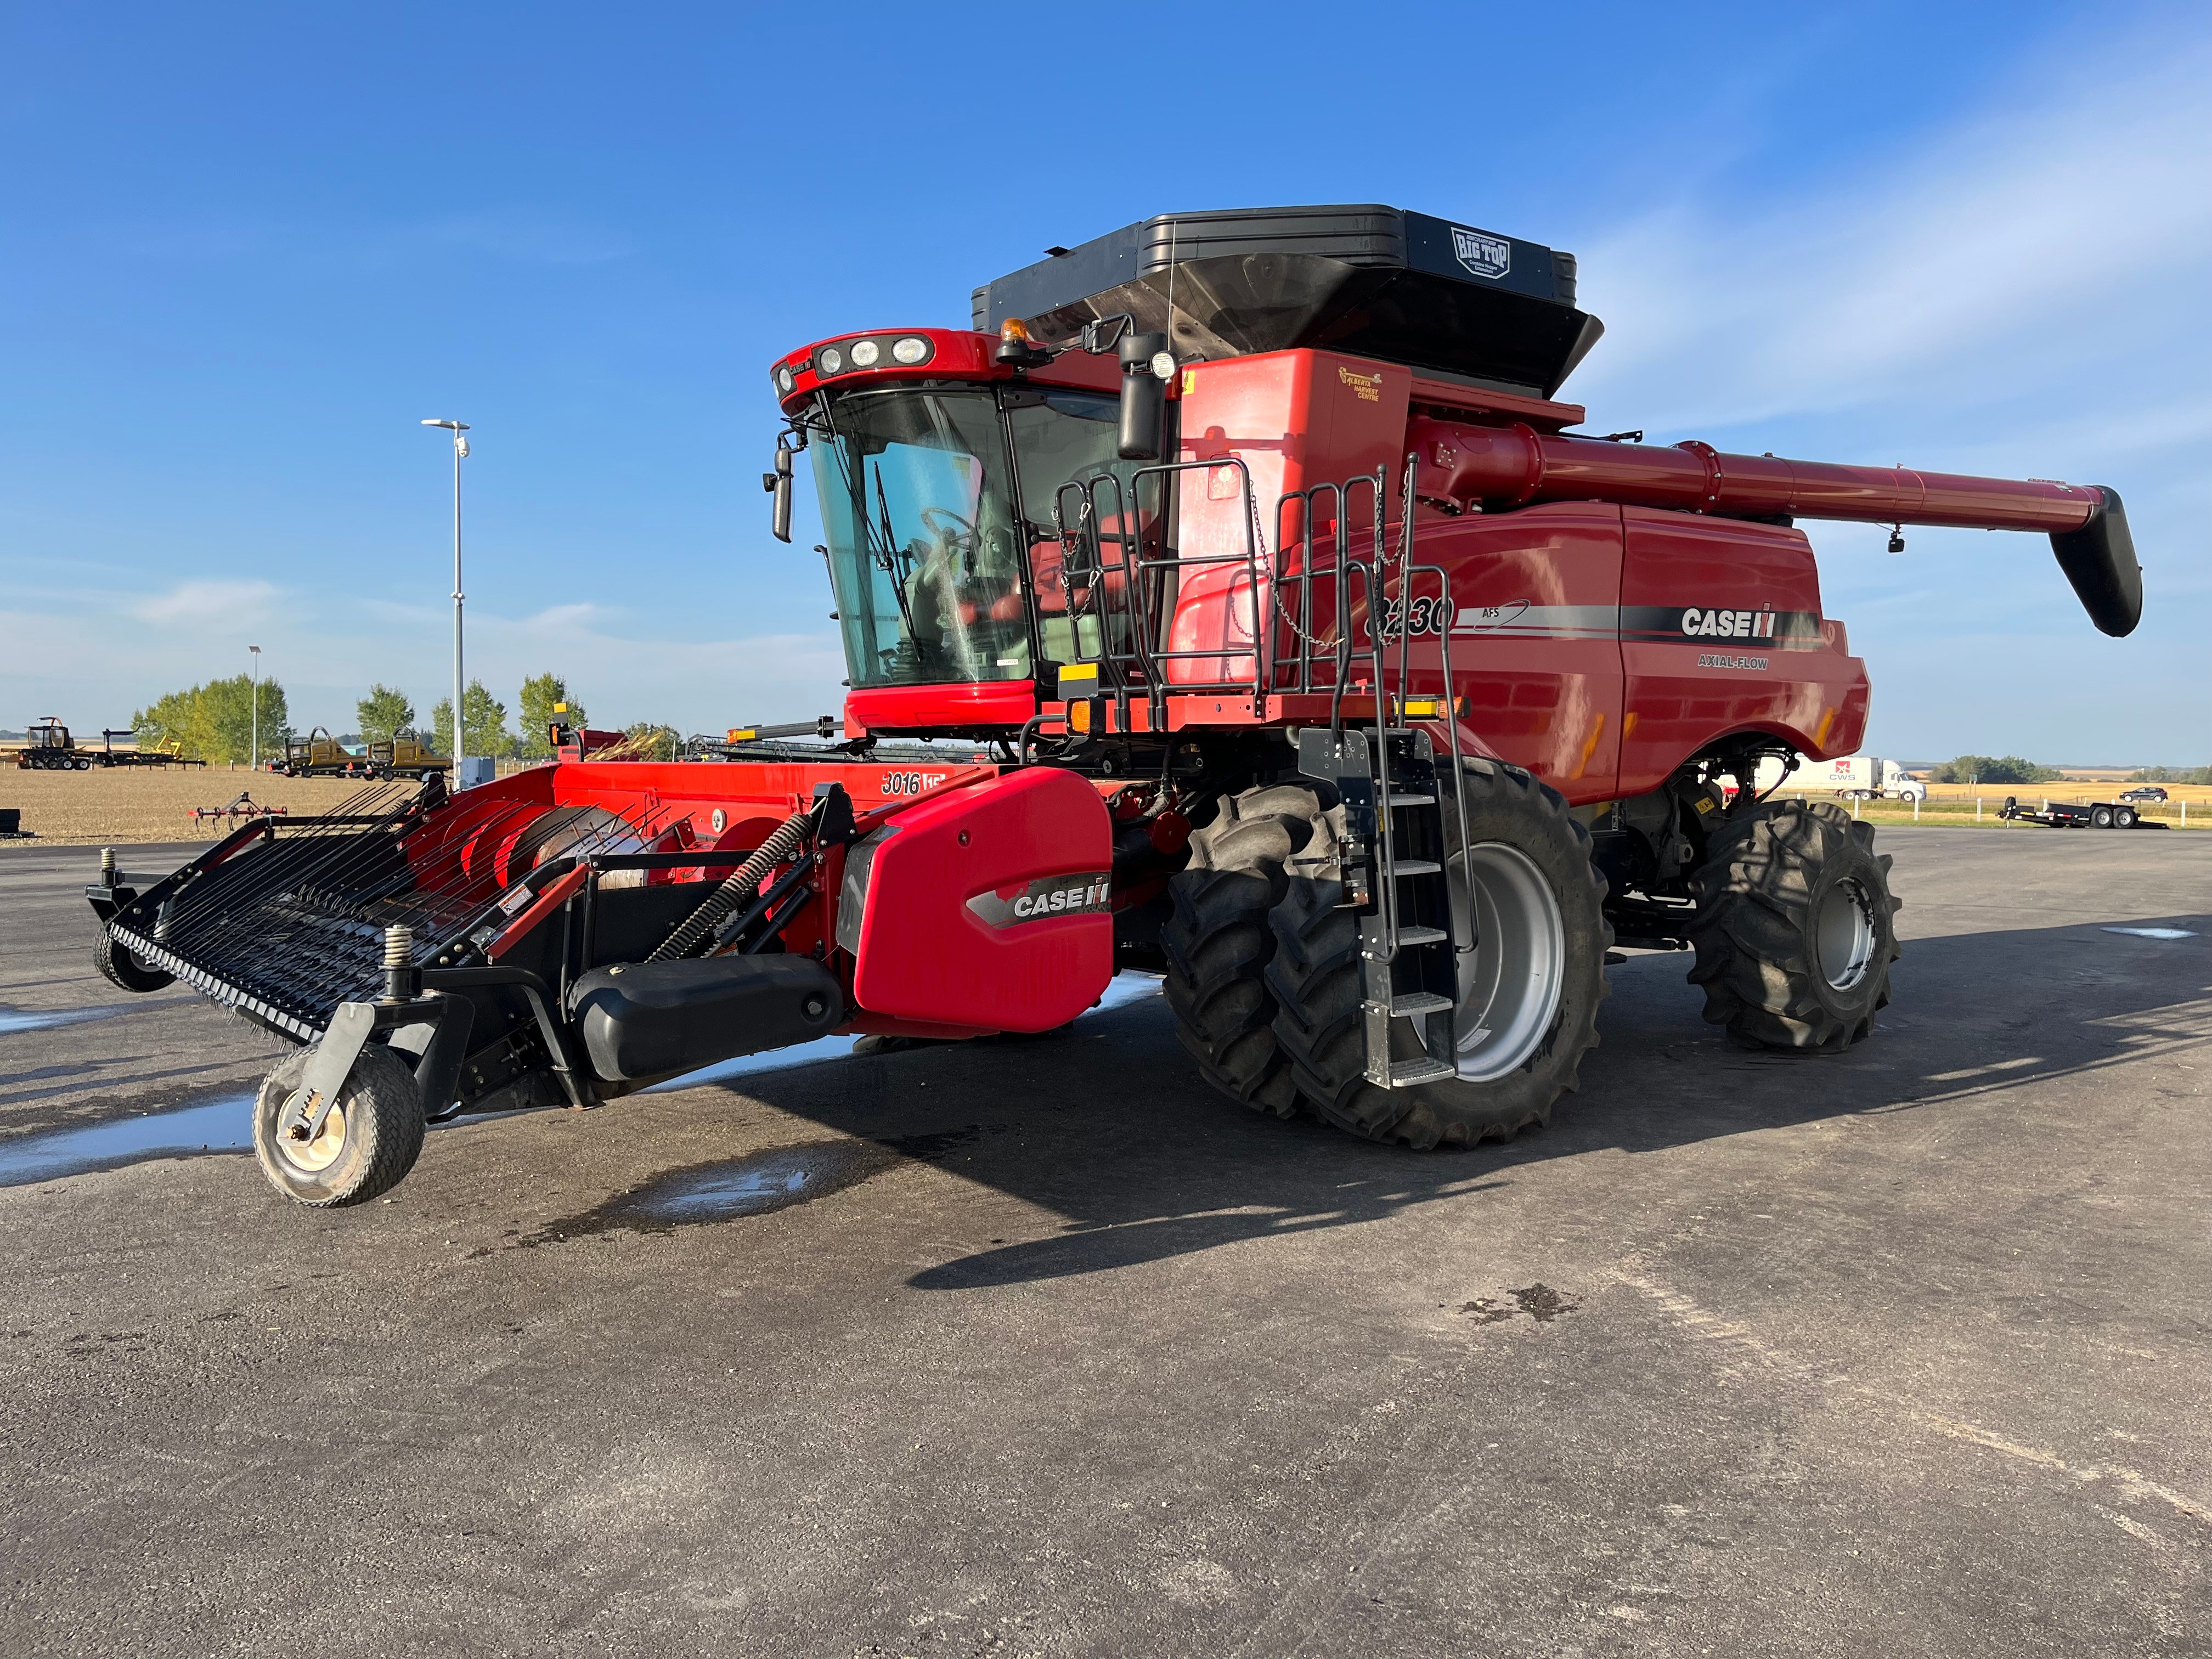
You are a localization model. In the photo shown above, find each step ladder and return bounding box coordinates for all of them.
[1298,726,1460,1089]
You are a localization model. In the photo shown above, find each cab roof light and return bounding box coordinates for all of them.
[997,316,1052,369]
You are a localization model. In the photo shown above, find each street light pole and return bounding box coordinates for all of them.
[249,645,262,771]
[421,420,471,769]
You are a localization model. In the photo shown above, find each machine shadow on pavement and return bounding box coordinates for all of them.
[706,907,2209,1290]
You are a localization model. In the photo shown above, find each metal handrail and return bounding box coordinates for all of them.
[1049,457,1270,706]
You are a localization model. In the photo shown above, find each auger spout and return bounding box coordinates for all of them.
[1407,418,2143,636]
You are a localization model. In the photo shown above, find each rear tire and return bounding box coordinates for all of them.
[1267,762,1610,1149]
[92,930,174,994]
[2115,806,2137,828]
[1687,800,1901,1050]
[1161,783,1334,1120]
[253,1044,427,1207]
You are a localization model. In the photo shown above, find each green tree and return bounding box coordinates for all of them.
[132,675,290,764]
[1932,753,2061,786]
[430,680,515,760]
[621,721,680,762]
[515,673,584,759]
[356,684,416,746]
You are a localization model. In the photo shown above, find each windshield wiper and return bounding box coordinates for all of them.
[871,463,921,637]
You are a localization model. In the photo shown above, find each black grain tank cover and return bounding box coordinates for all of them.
[973,204,1605,398]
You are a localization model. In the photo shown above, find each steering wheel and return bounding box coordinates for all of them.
[919,505,974,544]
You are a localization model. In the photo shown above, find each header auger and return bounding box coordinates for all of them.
[93,202,2142,1207]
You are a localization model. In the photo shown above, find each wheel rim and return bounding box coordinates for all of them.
[1448,842,1566,1082]
[1815,878,1877,992]
[276,1090,347,1173]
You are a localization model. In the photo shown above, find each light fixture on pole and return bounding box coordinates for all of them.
[421,419,471,772]
[249,645,262,771]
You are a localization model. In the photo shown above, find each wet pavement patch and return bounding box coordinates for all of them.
[0,1005,126,1036]
[1510,1283,1578,1322]
[524,1124,1002,1244]
[2102,926,2197,940]
[1459,1284,1579,1324]
[0,1094,254,1187]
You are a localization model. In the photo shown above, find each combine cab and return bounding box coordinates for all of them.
[89,202,2143,1208]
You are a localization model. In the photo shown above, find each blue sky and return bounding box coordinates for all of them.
[2,2,2205,761]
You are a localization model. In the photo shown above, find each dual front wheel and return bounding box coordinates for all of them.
[1163,765,1612,1149]
[1164,777,1903,1149]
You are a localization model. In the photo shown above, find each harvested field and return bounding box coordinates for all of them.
[0,765,423,847]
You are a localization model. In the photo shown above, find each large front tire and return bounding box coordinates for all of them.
[1267,762,1610,1149]
[1686,800,1901,1049]
[1161,783,1334,1120]
[253,1044,427,1207]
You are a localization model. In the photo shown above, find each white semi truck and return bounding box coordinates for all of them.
[1750,754,1927,802]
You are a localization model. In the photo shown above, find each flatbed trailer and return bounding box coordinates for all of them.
[1996,796,2167,830]
[91,729,207,769]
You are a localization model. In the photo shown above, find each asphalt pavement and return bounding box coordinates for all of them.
[2,828,2207,1657]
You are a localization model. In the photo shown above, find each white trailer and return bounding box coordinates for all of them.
[1750,754,1926,802]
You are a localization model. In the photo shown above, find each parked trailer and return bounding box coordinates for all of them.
[90,729,207,769]
[86,201,2145,1207]
[1996,795,2167,830]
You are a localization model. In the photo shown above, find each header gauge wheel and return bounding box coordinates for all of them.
[93,930,174,994]
[253,1045,426,1208]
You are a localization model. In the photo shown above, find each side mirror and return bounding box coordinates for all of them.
[764,441,795,543]
[1119,331,1170,461]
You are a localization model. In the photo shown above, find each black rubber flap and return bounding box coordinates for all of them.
[2049,487,2143,638]
[973,205,1603,398]
[571,956,845,1084]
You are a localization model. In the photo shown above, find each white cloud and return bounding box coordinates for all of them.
[1548,21,2212,761]
[128,579,281,626]
[1568,35,2212,434]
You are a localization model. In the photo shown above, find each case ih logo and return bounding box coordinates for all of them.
[964,873,1113,928]
[1451,226,1510,280]
[1680,606,1779,640]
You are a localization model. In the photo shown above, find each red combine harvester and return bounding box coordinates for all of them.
[87,205,2141,1207]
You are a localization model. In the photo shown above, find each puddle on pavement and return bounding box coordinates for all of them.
[0,1005,126,1036]
[640,971,1163,1094]
[2102,927,2197,941]
[0,1094,255,1187]
[527,1125,997,1243]
[0,973,1161,1190]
